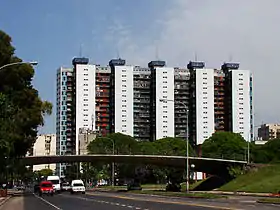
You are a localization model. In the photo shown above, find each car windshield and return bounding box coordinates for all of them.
[50,180,59,184]
[41,183,52,188]
[73,183,84,187]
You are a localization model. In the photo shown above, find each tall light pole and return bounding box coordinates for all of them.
[159,99,190,192]
[0,61,38,70]
[102,137,115,186]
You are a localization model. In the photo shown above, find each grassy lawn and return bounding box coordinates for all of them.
[257,198,280,204]
[220,164,280,193]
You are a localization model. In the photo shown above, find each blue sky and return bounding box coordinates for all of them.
[1,0,280,134]
[0,0,171,133]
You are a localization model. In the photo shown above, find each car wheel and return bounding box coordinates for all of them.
[82,192,85,194]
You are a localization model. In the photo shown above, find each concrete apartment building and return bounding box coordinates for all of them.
[32,134,56,172]
[257,124,280,140]
[56,57,254,176]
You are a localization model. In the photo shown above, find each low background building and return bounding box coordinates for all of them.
[257,123,280,141]
[32,134,56,172]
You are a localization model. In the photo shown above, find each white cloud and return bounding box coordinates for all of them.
[109,0,280,128]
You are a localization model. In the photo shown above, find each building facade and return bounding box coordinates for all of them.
[257,124,280,140]
[32,134,56,172]
[56,58,254,175]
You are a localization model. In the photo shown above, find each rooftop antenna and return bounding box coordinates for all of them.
[229,53,233,62]
[79,44,83,57]
[194,52,198,61]
[155,41,159,60]
[116,47,120,59]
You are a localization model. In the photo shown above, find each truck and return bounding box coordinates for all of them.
[47,176,61,193]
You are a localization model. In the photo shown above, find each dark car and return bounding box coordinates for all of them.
[34,184,40,193]
[127,182,142,191]
[39,181,54,196]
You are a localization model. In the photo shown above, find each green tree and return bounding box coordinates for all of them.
[38,169,53,177]
[0,30,52,179]
[251,139,280,163]
[202,132,247,161]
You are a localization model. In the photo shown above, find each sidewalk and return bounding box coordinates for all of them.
[192,190,278,197]
[0,196,11,207]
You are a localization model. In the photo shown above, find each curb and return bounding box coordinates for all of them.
[257,200,280,205]
[0,196,12,207]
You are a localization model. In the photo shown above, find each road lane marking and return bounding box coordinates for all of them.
[33,193,62,210]
[86,192,243,210]
[59,193,147,210]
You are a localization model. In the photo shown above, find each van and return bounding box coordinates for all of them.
[47,176,61,193]
[70,180,85,194]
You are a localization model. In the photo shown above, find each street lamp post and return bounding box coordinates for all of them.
[103,137,115,187]
[0,61,38,70]
[159,99,190,192]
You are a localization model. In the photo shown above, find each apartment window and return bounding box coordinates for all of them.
[239,73,243,76]
[122,69,126,72]
[203,107,207,109]
[122,110,126,112]
[203,126,207,129]
[203,116,208,119]
[163,76,167,79]
[203,102,207,104]
[122,75,126,77]
[203,121,208,124]
[122,125,127,127]
[163,126,167,128]
[122,95,126,97]
[239,117,244,119]
[239,78,243,81]
[83,84,88,86]
[239,88,243,90]
[122,120,126,122]
[163,81,167,83]
[122,80,126,82]
[203,87,207,90]
[163,91,167,93]
[239,98,244,100]
[84,74,88,76]
[239,83,243,85]
[163,121,167,123]
[163,111,167,113]
[122,130,126,133]
[163,86,167,88]
[203,77,207,80]
[84,99,88,101]
[163,106,167,108]
[203,112,208,114]
[203,82,207,85]
[203,72,207,75]
[83,109,88,112]
[122,90,126,92]
[239,107,244,110]
[203,92,207,94]
[239,93,243,95]
[240,127,244,129]
[163,72,167,74]
[84,78,88,81]
[122,105,126,107]
[84,94,88,96]
[122,85,127,87]
[163,116,167,118]
[84,104,88,106]
[163,96,167,99]
[84,89,88,91]
[83,114,88,117]
[163,131,167,133]
[84,119,88,122]
[122,100,127,102]
[122,115,126,117]
[239,102,244,105]
[240,122,244,124]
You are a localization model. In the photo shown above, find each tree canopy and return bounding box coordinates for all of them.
[201,131,248,161]
[0,30,52,178]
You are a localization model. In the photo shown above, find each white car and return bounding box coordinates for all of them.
[70,180,85,194]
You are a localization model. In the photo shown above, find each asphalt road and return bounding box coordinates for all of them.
[1,191,280,210]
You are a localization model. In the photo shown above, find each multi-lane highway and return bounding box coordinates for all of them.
[1,191,279,210]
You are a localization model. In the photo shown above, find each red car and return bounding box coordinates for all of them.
[39,181,54,196]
